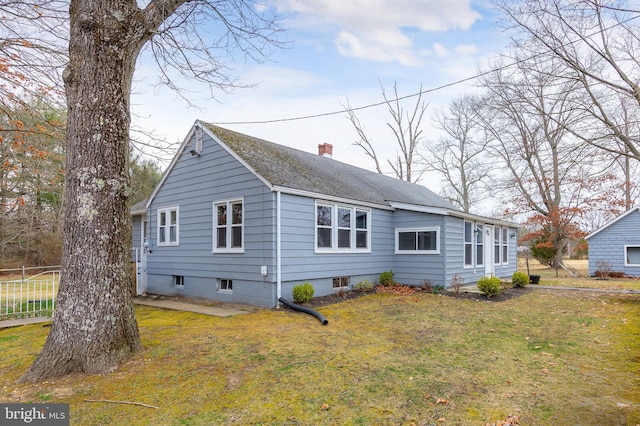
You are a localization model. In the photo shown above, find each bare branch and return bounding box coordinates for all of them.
[343,82,428,182]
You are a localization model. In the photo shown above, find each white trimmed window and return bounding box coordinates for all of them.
[494,227,501,265]
[464,221,473,266]
[333,277,350,288]
[213,199,244,253]
[158,206,179,246]
[502,227,509,264]
[174,275,184,287]
[219,279,233,292]
[315,202,370,252]
[625,246,640,266]
[476,225,484,266]
[395,227,440,254]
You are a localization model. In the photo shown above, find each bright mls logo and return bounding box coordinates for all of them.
[1,404,69,425]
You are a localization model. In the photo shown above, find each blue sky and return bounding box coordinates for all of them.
[131,0,511,190]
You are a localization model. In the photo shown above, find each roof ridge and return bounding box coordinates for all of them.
[202,121,457,211]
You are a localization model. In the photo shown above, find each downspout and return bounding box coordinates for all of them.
[279,297,328,325]
[276,190,282,306]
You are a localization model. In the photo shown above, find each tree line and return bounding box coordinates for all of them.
[0,99,162,268]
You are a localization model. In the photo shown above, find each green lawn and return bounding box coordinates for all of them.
[0,289,638,425]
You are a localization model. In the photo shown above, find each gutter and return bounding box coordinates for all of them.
[447,210,523,228]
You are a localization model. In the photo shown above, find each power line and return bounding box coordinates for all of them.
[211,8,639,126]
[210,70,495,125]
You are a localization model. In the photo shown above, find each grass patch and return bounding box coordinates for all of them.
[1,299,56,319]
[519,258,640,291]
[0,291,638,425]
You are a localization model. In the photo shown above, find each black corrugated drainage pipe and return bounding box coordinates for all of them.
[279,297,328,325]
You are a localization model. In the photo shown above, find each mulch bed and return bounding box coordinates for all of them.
[442,286,532,302]
[301,284,531,309]
[144,284,531,312]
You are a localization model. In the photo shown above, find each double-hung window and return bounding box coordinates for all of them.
[158,206,179,246]
[464,221,473,266]
[475,225,484,266]
[502,228,509,264]
[494,227,502,265]
[214,199,244,253]
[337,207,351,248]
[396,227,440,254]
[315,202,370,252]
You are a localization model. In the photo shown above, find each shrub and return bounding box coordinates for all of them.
[595,260,612,280]
[431,285,445,294]
[511,271,529,288]
[292,282,314,303]
[450,274,464,294]
[477,276,501,298]
[353,279,373,292]
[595,270,625,279]
[421,279,434,292]
[379,270,394,286]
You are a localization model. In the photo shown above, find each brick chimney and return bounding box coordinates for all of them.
[318,143,333,158]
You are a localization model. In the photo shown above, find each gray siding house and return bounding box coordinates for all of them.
[131,121,519,307]
[586,207,640,277]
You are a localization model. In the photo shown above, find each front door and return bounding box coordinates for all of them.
[137,219,148,295]
[484,225,495,276]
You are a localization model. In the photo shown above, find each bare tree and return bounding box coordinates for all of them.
[344,83,428,183]
[494,0,640,161]
[425,94,491,212]
[478,54,602,267]
[343,101,384,175]
[10,0,282,383]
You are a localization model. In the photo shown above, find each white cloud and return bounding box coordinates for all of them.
[272,0,481,64]
[433,42,450,57]
[453,44,478,55]
[254,2,269,12]
[432,42,478,58]
[239,66,323,95]
[335,30,419,66]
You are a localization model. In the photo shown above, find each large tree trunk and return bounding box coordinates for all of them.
[19,0,145,382]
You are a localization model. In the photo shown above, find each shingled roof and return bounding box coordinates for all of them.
[203,122,458,211]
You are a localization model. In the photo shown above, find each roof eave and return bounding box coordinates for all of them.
[144,121,201,210]
[388,201,450,216]
[272,185,393,211]
[447,210,523,228]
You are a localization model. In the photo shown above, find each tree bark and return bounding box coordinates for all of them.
[18,0,278,382]
[19,0,150,382]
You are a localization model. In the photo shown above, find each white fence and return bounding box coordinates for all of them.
[0,270,60,320]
